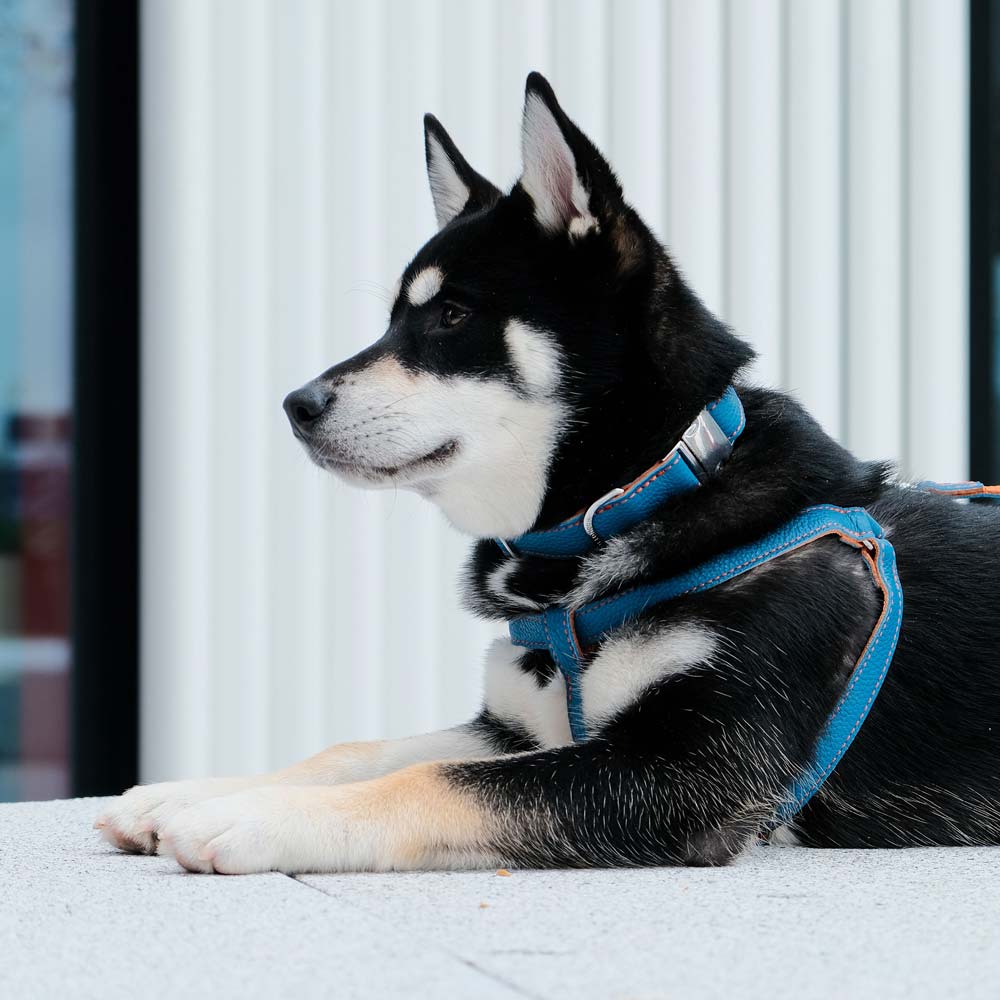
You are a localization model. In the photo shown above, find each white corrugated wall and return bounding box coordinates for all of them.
[140,0,969,781]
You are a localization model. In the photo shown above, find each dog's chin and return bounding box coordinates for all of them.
[313,439,460,488]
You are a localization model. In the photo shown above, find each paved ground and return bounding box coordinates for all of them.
[3,797,1000,999]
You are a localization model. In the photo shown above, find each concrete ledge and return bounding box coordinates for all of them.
[2,797,999,998]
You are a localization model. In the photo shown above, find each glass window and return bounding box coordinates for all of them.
[0,0,74,801]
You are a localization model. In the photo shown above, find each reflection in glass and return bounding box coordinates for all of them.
[0,0,74,801]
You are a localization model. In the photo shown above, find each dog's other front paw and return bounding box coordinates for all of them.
[95,777,255,855]
[157,786,353,875]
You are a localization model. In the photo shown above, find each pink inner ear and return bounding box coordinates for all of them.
[522,92,588,232]
[547,151,580,225]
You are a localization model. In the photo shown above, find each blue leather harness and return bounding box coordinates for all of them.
[497,387,996,822]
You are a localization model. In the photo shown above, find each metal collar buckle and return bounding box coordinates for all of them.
[674,406,732,479]
[581,405,732,546]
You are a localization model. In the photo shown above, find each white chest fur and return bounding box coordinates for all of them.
[483,622,716,745]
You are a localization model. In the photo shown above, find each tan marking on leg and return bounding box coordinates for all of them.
[343,762,497,869]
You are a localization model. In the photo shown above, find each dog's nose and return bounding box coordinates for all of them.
[283,384,333,434]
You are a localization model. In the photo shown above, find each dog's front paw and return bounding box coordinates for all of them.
[95,777,254,855]
[157,786,352,875]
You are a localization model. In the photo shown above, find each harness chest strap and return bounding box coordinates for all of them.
[508,504,905,822]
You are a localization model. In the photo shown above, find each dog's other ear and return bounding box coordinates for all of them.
[424,114,500,230]
[518,71,623,238]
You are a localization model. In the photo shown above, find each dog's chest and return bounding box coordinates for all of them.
[483,620,717,747]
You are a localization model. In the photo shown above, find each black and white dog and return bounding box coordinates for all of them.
[98,73,1000,874]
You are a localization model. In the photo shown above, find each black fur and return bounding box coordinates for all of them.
[308,73,1000,865]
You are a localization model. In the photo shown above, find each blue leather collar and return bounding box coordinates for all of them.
[497,386,746,559]
[508,503,904,823]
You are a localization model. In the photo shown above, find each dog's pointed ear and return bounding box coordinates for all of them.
[518,72,623,238]
[424,114,500,230]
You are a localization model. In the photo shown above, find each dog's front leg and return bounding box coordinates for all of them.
[156,732,785,874]
[96,714,530,855]
[157,760,506,874]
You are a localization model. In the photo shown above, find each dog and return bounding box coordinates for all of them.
[97,72,1000,874]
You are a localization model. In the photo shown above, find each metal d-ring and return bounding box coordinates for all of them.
[582,487,626,543]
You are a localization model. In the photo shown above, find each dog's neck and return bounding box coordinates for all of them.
[527,263,751,533]
[531,372,737,532]
[463,386,893,622]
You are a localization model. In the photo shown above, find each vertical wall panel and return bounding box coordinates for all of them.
[495,1,550,186]
[209,0,273,775]
[141,0,971,779]
[551,0,611,150]
[141,0,216,780]
[609,0,668,235]
[668,0,725,315]
[845,0,904,464]
[269,0,335,763]
[784,1,845,440]
[906,0,969,480]
[726,0,783,384]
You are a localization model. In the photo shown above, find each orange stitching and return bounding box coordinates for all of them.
[595,453,685,514]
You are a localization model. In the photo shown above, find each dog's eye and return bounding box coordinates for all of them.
[440,303,470,329]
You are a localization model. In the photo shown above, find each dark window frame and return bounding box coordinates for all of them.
[71,0,140,796]
[971,0,999,483]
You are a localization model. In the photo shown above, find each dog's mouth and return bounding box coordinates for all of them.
[319,439,460,482]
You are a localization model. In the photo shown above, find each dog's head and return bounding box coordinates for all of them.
[284,73,753,538]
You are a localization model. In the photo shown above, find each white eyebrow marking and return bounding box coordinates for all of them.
[406,266,445,307]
